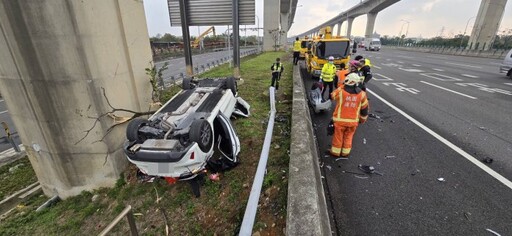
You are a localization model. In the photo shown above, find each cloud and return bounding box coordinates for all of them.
[422,0,442,12]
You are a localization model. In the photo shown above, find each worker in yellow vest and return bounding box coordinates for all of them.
[320,56,337,101]
[293,37,301,65]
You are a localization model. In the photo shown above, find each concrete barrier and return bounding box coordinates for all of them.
[287,64,332,235]
[386,46,508,59]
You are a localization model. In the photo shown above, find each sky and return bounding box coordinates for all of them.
[143,0,512,39]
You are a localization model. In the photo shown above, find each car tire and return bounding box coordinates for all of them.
[190,119,213,152]
[126,118,149,142]
[226,77,237,95]
[182,77,192,90]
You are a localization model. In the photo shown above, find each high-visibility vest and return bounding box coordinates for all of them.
[364,58,372,67]
[331,88,369,126]
[293,41,301,52]
[321,63,336,82]
[272,63,282,73]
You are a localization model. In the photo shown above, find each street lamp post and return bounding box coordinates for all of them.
[398,19,410,46]
[459,16,476,49]
[256,15,260,51]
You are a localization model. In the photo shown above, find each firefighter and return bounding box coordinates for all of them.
[329,73,369,158]
[293,37,301,65]
[270,57,284,90]
[320,56,337,100]
[335,62,349,88]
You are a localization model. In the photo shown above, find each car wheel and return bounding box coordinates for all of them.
[226,77,237,95]
[126,118,149,142]
[190,119,213,152]
[182,77,192,90]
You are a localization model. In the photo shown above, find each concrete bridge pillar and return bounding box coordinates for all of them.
[336,21,343,36]
[468,0,507,50]
[365,12,378,39]
[280,11,290,50]
[346,17,354,38]
[264,0,280,51]
[0,0,153,198]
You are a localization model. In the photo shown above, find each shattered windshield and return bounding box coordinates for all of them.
[315,41,350,59]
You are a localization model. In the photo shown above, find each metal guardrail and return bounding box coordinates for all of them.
[98,205,138,236]
[160,48,261,89]
[239,86,277,235]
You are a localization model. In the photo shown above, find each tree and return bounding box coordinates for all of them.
[268,28,285,51]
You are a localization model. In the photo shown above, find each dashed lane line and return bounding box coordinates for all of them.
[420,81,477,99]
[372,65,381,69]
[505,83,512,86]
[412,64,422,67]
[432,68,445,72]
[367,89,512,190]
[0,99,4,103]
[461,74,479,78]
[0,110,8,115]
[446,62,482,69]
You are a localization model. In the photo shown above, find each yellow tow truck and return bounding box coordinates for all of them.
[305,26,353,78]
[299,36,311,60]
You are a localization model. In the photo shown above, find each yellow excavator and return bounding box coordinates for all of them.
[191,26,216,49]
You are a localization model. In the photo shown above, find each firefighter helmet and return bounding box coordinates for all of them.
[344,73,360,86]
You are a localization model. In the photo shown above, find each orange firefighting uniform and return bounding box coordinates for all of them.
[336,68,349,87]
[330,85,369,157]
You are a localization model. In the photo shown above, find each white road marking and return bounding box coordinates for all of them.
[399,68,424,73]
[397,61,404,64]
[446,62,482,69]
[412,64,422,67]
[373,73,393,81]
[420,81,477,99]
[396,55,414,59]
[382,82,420,94]
[432,68,445,72]
[461,74,479,78]
[0,110,8,115]
[372,65,382,69]
[367,89,512,190]
[504,83,512,86]
[382,63,401,67]
[456,83,512,96]
[420,73,463,81]
[0,99,4,103]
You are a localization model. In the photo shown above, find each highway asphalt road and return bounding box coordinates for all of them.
[300,48,512,235]
[155,48,255,83]
[0,98,21,153]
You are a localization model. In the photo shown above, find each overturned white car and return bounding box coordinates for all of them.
[123,77,250,195]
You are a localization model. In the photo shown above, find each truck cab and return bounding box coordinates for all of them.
[305,27,352,78]
[364,38,381,51]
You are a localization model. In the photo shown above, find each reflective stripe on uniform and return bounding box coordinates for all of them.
[341,148,351,154]
[331,146,341,155]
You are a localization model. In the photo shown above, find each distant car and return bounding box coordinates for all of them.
[499,49,512,79]
[123,77,250,196]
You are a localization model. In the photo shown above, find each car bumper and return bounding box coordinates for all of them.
[124,141,209,178]
[499,64,511,74]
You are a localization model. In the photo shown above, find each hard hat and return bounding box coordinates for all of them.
[349,60,361,67]
[344,73,360,86]
[328,56,334,61]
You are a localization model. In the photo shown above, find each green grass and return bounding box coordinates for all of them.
[0,157,37,200]
[0,51,293,235]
